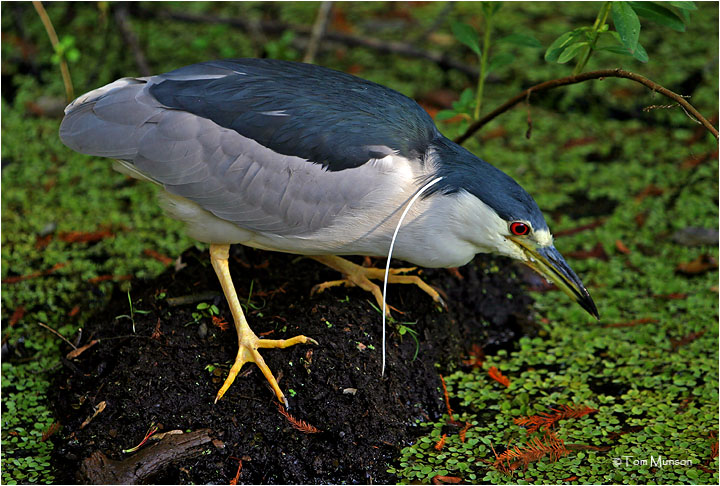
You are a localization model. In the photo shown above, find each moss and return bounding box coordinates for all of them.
[2,1,717,484]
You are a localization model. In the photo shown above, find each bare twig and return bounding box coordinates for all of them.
[38,321,77,350]
[80,429,213,484]
[525,89,533,139]
[303,1,333,64]
[166,291,220,307]
[319,32,477,77]
[80,400,107,429]
[643,103,682,112]
[66,339,99,359]
[455,68,719,144]
[138,7,479,78]
[411,2,455,43]
[32,1,74,101]
[644,102,701,125]
[2,262,66,284]
[113,3,152,76]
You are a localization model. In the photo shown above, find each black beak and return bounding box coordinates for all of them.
[509,238,599,319]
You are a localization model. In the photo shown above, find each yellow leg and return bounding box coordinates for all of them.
[210,244,317,407]
[310,255,446,316]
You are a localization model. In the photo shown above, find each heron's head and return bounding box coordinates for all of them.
[426,137,599,319]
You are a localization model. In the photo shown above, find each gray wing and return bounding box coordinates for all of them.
[59,75,405,236]
[149,58,439,171]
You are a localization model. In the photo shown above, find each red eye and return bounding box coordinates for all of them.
[510,222,530,236]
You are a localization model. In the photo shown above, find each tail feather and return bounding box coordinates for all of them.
[59,77,160,162]
[63,77,144,113]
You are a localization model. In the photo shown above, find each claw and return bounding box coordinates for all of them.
[310,255,447,314]
[210,244,315,404]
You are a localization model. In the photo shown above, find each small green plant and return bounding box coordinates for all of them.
[396,321,421,361]
[187,301,220,326]
[204,364,218,373]
[196,302,219,316]
[441,2,541,124]
[51,35,81,65]
[546,1,696,74]
[367,300,383,315]
[115,291,151,333]
[242,280,265,312]
[32,1,76,101]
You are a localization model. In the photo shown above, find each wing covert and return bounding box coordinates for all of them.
[148,58,439,171]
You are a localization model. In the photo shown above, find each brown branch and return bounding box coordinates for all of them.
[411,2,455,44]
[303,1,333,64]
[113,3,152,76]
[37,321,77,350]
[166,291,221,307]
[80,429,213,484]
[32,1,74,101]
[137,7,479,78]
[455,68,719,145]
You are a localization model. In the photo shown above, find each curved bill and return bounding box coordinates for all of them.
[509,237,599,319]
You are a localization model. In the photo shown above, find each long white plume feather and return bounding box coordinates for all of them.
[382,176,443,376]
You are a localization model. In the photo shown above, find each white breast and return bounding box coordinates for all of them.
[151,155,507,269]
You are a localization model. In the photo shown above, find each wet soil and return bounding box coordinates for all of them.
[50,246,535,484]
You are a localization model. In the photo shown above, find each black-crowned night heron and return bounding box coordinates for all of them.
[60,58,598,407]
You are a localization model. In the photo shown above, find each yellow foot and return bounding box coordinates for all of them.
[215,330,318,407]
[310,255,446,316]
[209,243,316,407]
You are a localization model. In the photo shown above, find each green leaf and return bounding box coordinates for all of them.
[676,7,691,22]
[481,1,502,18]
[487,52,515,72]
[604,31,649,62]
[598,42,649,63]
[458,87,475,107]
[596,45,635,57]
[668,1,697,10]
[545,29,584,61]
[632,41,649,62]
[628,2,685,32]
[612,1,641,52]
[66,49,81,63]
[499,33,542,48]
[434,110,458,121]
[669,1,695,22]
[451,21,481,56]
[557,42,589,64]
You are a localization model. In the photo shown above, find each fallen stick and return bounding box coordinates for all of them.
[79,428,213,484]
